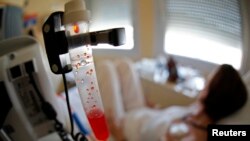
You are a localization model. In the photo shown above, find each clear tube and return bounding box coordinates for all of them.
[66,22,109,141]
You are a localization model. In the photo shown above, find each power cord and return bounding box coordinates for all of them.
[61,72,74,138]
[61,68,88,141]
[28,66,88,141]
[28,72,71,141]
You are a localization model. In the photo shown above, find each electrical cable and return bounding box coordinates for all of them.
[61,67,88,141]
[62,71,75,138]
[28,69,88,141]
[28,72,71,141]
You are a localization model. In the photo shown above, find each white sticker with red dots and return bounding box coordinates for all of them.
[69,46,103,114]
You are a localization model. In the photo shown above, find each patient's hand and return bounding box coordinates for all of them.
[145,97,161,109]
[165,119,207,141]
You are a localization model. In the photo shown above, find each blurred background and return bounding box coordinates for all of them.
[1,0,250,140]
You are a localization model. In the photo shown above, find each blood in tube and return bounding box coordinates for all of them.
[69,46,110,141]
[87,108,109,141]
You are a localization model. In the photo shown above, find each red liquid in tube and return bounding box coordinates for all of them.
[87,108,109,141]
[66,23,110,141]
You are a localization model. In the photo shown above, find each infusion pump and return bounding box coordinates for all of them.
[0,36,64,141]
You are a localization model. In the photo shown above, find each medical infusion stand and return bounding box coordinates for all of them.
[42,0,126,140]
[42,11,125,74]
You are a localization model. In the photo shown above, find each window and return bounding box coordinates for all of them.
[85,0,134,50]
[160,0,243,69]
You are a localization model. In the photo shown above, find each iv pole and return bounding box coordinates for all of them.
[42,0,126,140]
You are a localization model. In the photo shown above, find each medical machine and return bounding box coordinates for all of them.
[0,0,125,141]
[42,0,125,140]
[0,36,67,141]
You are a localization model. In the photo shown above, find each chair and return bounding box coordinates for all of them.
[96,58,176,141]
[97,58,250,141]
[96,60,125,123]
[114,58,146,111]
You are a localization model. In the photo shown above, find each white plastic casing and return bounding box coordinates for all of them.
[64,0,91,25]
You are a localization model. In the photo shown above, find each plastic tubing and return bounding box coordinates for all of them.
[66,22,109,141]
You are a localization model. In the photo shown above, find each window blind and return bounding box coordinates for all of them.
[165,0,242,48]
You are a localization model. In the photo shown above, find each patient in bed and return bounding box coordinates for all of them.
[108,64,248,141]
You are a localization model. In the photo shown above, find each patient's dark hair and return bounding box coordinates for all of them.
[202,64,248,122]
